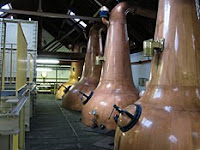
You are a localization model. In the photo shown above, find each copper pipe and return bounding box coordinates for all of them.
[55,45,83,100]
[62,24,104,111]
[114,0,200,149]
[101,17,109,27]
[99,27,106,56]
[81,2,139,130]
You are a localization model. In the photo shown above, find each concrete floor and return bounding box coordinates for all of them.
[25,94,114,150]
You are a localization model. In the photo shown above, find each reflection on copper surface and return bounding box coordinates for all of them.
[114,0,200,149]
[55,45,83,100]
[62,24,104,111]
[81,2,139,130]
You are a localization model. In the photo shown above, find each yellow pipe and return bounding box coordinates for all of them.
[18,106,25,150]
[56,61,83,100]
[13,134,19,150]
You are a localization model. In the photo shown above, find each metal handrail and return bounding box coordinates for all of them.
[11,90,29,114]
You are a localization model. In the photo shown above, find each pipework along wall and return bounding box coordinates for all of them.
[130,52,151,91]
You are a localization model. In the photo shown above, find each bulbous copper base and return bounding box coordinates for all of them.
[62,80,98,111]
[55,61,83,100]
[81,82,139,130]
[56,83,71,100]
[62,24,104,111]
[115,86,200,150]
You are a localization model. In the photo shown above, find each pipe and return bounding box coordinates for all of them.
[98,27,105,56]
[0,9,101,21]
[101,17,109,26]
[81,2,139,130]
[114,0,200,149]
[19,106,25,150]
[1,22,6,90]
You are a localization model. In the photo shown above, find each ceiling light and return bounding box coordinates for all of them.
[80,21,87,28]
[69,10,87,28]
[36,59,59,64]
[36,68,53,72]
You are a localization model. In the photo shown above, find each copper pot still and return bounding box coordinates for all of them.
[114,0,200,150]
[81,2,139,130]
[62,24,104,111]
[55,59,83,100]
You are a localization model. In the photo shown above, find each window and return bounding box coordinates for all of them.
[0,4,11,16]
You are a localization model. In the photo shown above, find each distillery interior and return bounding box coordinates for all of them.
[0,0,200,150]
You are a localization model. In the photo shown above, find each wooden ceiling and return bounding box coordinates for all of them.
[1,0,158,54]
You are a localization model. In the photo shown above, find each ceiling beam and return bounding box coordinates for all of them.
[45,28,75,52]
[0,9,101,21]
[38,52,85,60]
[51,43,63,52]
[93,0,102,7]
[41,38,57,51]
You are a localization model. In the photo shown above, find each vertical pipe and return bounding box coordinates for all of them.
[10,44,13,84]
[1,22,6,90]
[56,66,57,94]
[19,106,25,150]
[13,134,19,150]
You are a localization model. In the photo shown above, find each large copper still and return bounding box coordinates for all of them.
[55,59,83,100]
[114,0,200,150]
[62,24,104,111]
[81,2,139,130]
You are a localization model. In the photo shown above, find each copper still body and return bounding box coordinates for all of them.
[81,2,139,130]
[55,60,83,100]
[114,0,200,150]
[62,24,103,111]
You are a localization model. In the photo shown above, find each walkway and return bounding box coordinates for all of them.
[25,94,112,150]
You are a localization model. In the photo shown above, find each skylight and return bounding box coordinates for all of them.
[0,4,11,16]
[69,10,87,28]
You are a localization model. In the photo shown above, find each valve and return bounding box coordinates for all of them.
[143,38,165,57]
[113,104,142,132]
[91,109,98,128]
[79,91,94,105]
[95,55,105,65]
[63,85,71,94]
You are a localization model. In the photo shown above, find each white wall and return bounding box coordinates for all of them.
[130,52,152,91]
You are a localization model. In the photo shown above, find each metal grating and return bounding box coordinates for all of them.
[26,94,111,150]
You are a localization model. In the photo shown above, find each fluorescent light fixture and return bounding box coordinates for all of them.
[36,59,59,64]
[69,11,80,22]
[36,68,53,72]
[80,21,87,28]
[69,10,87,28]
